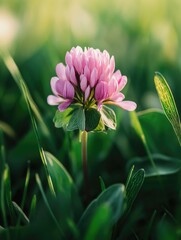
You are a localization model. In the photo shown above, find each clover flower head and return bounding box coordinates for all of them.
[48,46,137,131]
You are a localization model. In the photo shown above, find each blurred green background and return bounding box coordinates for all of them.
[0,0,181,239]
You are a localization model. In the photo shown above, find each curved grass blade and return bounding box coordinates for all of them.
[0,121,15,138]
[130,111,157,171]
[16,168,30,226]
[35,174,65,237]
[0,165,10,240]
[154,72,181,146]
[0,51,55,195]
[99,176,106,192]
[29,194,37,219]
[0,50,49,137]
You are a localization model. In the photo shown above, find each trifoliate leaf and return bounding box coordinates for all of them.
[53,108,73,128]
[67,107,85,131]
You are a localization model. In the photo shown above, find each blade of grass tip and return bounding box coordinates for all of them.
[130,111,158,172]
[16,167,30,227]
[125,165,135,189]
[29,194,37,219]
[154,72,181,146]
[35,174,65,237]
[0,50,49,138]
[0,121,15,138]
[99,176,106,191]
[0,166,10,240]
[144,210,157,240]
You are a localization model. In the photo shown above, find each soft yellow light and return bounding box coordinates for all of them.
[0,8,19,49]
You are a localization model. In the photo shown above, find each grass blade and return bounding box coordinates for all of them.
[12,201,29,224]
[29,194,37,219]
[130,111,157,171]
[0,50,49,137]
[154,72,181,146]
[0,121,15,138]
[0,51,55,195]
[16,167,30,226]
[35,174,65,237]
[0,165,10,240]
[99,176,106,192]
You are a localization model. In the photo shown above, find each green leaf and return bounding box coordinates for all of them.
[137,109,181,158]
[35,174,64,237]
[100,105,117,130]
[130,111,157,170]
[67,107,85,131]
[99,176,106,192]
[44,152,83,220]
[84,204,112,240]
[53,108,73,128]
[154,72,181,146]
[128,154,181,177]
[126,169,145,212]
[78,184,126,236]
[85,108,101,132]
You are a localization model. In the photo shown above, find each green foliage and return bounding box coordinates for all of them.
[78,184,126,238]
[154,72,181,146]
[129,154,181,177]
[126,168,145,212]
[1,1,181,238]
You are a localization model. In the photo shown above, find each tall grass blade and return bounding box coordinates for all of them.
[154,72,181,146]
[0,165,10,240]
[0,51,55,195]
[35,174,65,237]
[16,167,30,226]
[29,194,37,219]
[0,50,49,137]
[130,111,157,171]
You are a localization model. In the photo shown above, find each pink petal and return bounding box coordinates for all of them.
[65,65,70,81]
[56,80,65,96]
[109,56,115,74]
[56,63,66,80]
[115,101,137,111]
[85,86,91,101]
[90,67,98,87]
[50,77,59,95]
[58,100,72,111]
[80,75,87,92]
[110,92,125,102]
[95,82,109,101]
[108,79,118,96]
[88,57,95,72]
[118,75,127,91]
[84,65,90,80]
[47,95,64,105]
[63,81,75,99]
[65,52,72,67]
[70,67,77,85]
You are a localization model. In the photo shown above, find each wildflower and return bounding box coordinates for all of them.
[48,46,137,131]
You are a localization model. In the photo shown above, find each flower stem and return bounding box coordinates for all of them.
[81,131,90,201]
